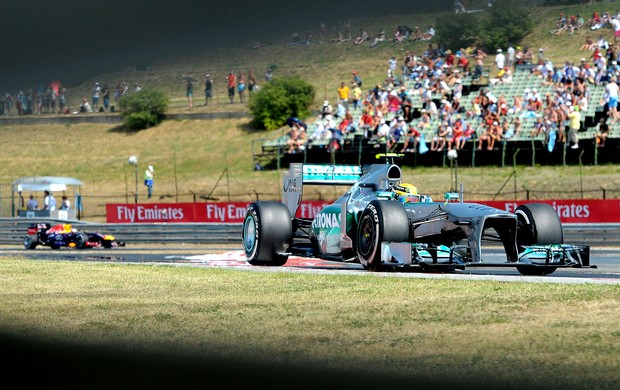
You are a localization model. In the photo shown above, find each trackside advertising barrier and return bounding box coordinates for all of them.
[106,199,620,224]
[106,201,332,223]
[479,199,620,223]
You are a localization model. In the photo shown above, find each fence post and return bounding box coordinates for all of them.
[594,139,599,166]
[563,141,567,166]
[579,150,584,199]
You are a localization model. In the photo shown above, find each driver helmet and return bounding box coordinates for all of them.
[393,183,420,204]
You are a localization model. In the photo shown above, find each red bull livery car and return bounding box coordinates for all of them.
[24,223,125,250]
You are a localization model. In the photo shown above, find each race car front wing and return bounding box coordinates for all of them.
[380,242,592,271]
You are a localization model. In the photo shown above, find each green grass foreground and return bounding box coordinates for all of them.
[1,257,619,389]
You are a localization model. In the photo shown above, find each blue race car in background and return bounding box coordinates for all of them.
[24,223,125,250]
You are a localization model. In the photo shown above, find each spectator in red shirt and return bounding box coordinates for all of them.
[226,70,236,104]
[358,109,374,138]
[400,124,420,153]
[445,50,455,67]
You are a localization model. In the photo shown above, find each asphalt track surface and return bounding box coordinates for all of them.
[2,244,620,284]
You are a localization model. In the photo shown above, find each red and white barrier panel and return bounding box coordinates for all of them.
[106,199,620,224]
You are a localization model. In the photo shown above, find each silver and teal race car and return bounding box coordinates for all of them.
[242,155,591,275]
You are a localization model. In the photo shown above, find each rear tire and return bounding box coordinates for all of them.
[515,203,562,276]
[356,200,409,271]
[243,202,292,266]
[23,236,37,250]
[75,233,89,249]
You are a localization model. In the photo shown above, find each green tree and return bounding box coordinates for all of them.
[435,1,531,51]
[248,77,315,130]
[119,89,169,130]
[434,13,482,50]
[480,1,532,51]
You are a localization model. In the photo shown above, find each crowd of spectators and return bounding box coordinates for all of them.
[0,81,142,116]
[282,7,620,156]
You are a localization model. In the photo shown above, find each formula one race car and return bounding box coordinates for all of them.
[24,223,125,250]
[242,155,591,275]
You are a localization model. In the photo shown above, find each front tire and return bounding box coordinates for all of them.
[23,236,37,250]
[356,200,409,271]
[243,202,292,266]
[515,203,562,276]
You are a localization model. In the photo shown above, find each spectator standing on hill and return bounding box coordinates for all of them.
[351,82,362,111]
[102,84,110,112]
[92,82,101,112]
[238,71,247,103]
[144,166,154,199]
[494,49,505,75]
[352,71,362,87]
[473,49,486,80]
[226,70,236,104]
[606,76,619,122]
[49,88,57,114]
[507,44,515,69]
[59,88,67,113]
[248,69,257,93]
[337,82,350,108]
[567,106,581,149]
[612,16,620,43]
[114,82,122,107]
[387,56,397,78]
[186,79,194,109]
[204,74,213,106]
[25,88,33,114]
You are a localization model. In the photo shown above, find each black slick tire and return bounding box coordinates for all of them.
[243,201,292,266]
[515,203,563,276]
[356,200,409,271]
[23,236,37,250]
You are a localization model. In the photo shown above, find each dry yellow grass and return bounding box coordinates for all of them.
[1,119,619,221]
[0,258,618,388]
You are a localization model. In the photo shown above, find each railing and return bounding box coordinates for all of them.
[0,218,241,245]
[1,218,619,247]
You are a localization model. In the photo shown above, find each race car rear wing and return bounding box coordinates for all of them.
[302,164,362,185]
[282,163,362,218]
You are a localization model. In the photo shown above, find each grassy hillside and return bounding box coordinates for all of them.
[63,3,618,105]
[1,3,620,221]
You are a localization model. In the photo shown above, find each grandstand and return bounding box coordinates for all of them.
[255,65,619,169]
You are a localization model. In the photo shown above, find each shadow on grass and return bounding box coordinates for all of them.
[107,124,144,135]
[0,332,565,390]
